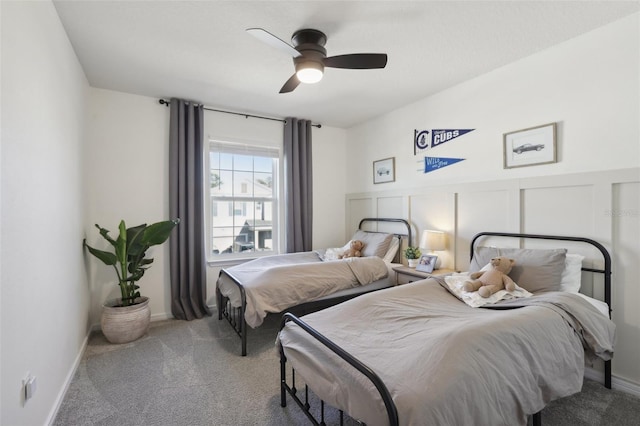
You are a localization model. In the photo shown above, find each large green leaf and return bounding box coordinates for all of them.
[116,220,128,266]
[126,224,147,256]
[142,219,180,246]
[95,224,117,247]
[84,242,118,266]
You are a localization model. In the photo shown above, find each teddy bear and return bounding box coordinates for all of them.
[463,256,516,298]
[341,240,365,258]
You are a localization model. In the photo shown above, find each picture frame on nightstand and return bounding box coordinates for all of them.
[416,254,437,273]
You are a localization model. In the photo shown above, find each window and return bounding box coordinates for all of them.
[208,141,279,259]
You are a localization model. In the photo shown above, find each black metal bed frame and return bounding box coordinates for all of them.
[216,217,412,356]
[279,232,613,426]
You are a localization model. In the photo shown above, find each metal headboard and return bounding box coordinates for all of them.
[358,218,412,264]
[470,231,613,389]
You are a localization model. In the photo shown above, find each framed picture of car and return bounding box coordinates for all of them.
[503,122,557,169]
[373,157,395,184]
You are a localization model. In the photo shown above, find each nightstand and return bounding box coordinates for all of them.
[393,266,455,285]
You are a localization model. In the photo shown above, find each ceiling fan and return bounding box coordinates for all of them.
[247,28,388,93]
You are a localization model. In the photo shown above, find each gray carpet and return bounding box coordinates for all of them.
[54,312,640,426]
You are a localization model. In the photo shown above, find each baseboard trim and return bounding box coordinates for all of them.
[150,311,174,322]
[584,367,640,397]
[53,313,176,424]
[46,329,91,426]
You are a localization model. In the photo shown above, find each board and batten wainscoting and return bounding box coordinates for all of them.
[346,167,640,395]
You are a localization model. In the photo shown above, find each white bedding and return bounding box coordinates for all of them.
[444,272,533,307]
[444,271,609,317]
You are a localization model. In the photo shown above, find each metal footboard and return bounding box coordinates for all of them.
[216,269,248,356]
[471,231,613,389]
[279,311,543,426]
[279,313,399,426]
[216,217,413,356]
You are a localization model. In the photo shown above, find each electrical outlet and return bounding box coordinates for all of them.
[22,373,37,402]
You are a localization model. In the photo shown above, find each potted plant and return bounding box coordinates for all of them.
[84,219,179,344]
[404,246,422,268]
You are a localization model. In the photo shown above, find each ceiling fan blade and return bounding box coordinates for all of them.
[279,74,300,94]
[323,53,388,69]
[246,28,301,58]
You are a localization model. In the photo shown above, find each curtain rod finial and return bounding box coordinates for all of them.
[159,99,169,107]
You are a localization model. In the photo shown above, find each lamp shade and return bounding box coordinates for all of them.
[420,230,446,251]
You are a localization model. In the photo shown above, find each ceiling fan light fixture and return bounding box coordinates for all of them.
[296,61,324,84]
[248,27,387,93]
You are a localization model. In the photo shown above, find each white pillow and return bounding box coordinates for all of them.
[559,253,584,293]
[575,293,609,318]
[382,237,400,263]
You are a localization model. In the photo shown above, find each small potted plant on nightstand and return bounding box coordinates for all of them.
[404,246,421,268]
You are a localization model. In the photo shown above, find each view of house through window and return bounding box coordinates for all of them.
[208,142,279,257]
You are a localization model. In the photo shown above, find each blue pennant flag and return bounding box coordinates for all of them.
[424,157,465,173]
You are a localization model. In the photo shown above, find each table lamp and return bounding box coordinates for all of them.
[420,230,446,270]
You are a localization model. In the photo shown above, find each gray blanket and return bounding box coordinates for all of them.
[218,252,389,328]
[480,289,615,363]
[278,278,616,426]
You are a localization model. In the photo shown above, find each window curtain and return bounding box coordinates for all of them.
[284,117,313,253]
[169,98,211,320]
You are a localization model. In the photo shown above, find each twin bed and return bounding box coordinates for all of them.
[277,231,616,426]
[216,218,412,355]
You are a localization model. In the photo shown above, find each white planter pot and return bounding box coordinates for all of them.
[101,297,151,344]
[407,259,419,268]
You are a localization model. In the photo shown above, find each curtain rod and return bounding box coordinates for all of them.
[158,99,321,128]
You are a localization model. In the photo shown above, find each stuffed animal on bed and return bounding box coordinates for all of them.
[341,240,365,259]
[463,256,516,298]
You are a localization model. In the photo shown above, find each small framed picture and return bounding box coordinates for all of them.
[373,157,395,184]
[503,122,557,169]
[416,254,438,273]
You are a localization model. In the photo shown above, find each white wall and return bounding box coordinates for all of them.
[345,13,639,193]
[1,2,90,425]
[84,88,171,323]
[343,14,640,390]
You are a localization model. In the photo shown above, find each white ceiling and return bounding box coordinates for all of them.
[53,1,639,128]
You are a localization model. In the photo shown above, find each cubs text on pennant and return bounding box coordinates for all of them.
[431,129,474,148]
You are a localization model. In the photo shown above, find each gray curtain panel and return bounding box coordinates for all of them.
[284,117,313,253]
[169,98,211,320]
